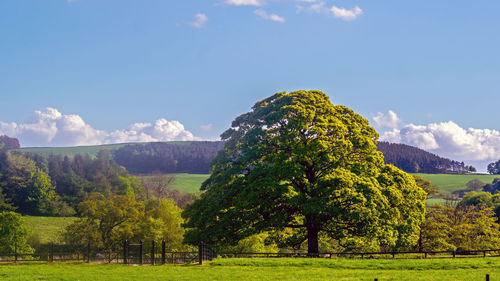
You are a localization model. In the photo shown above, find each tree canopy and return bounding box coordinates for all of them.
[183,90,426,253]
[488,160,500,175]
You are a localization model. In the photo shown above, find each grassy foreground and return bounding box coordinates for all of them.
[0,258,498,281]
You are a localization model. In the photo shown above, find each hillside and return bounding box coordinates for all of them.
[16,141,475,176]
[15,143,130,157]
[378,142,473,174]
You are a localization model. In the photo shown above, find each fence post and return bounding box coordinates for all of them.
[139,240,143,265]
[199,242,203,265]
[14,240,18,262]
[486,274,490,281]
[151,240,155,265]
[123,240,128,265]
[87,241,90,263]
[162,240,166,265]
[484,251,487,258]
[50,243,54,262]
[452,251,456,258]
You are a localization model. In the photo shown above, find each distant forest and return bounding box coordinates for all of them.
[113,141,225,174]
[3,135,474,175]
[113,141,472,175]
[377,141,474,174]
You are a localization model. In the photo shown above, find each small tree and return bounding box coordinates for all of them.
[64,193,144,259]
[0,211,33,254]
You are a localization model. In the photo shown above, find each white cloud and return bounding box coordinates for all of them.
[189,13,208,28]
[254,9,285,23]
[0,107,198,147]
[307,2,363,21]
[380,121,500,167]
[220,0,265,6]
[200,124,214,132]
[330,5,363,21]
[373,110,402,129]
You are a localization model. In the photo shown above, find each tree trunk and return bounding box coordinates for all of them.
[307,225,319,255]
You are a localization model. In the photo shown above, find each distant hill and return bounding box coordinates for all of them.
[17,141,470,175]
[377,142,473,174]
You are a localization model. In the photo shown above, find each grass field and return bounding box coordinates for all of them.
[170,173,209,193]
[23,216,77,244]
[414,173,498,195]
[14,144,130,158]
[0,258,498,280]
[138,173,209,193]
[14,141,206,158]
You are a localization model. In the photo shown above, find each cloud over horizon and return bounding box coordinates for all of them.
[380,119,500,170]
[0,108,198,147]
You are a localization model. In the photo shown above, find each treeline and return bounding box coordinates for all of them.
[112,141,225,174]
[0,148,139,216]
[0,135,20,150]
[0,147,196,216]
[115,141,475,175]
[377,142,475,174]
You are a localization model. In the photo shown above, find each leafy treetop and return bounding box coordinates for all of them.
[183,90,426,253]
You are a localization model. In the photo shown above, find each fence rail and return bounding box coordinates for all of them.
[1,243,499,265]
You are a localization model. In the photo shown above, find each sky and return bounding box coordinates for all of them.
[0,0,499,170]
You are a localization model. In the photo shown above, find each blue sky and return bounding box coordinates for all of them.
[1,0,500,169]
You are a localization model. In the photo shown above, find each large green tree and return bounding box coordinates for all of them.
[183,90,426,253]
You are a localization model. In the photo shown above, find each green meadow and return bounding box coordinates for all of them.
[14,144,130,158]
[0,258,498,281]
[414,173,498,195]
[138,173,209,194]
[23,216,77,244]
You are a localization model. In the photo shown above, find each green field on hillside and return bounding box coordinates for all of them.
[0,258,498,281]
[14,141,206,158]
[414,173,498,195]
[138,173,209,193]
[142,173,499,197]
[23,216,77,244]
[14,144,130,157]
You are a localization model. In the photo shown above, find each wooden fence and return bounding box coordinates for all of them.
[1,242,499,264]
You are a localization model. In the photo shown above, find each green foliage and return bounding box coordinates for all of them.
[184,90,426,253]
[221,233,279,253]
[0,152,67,215]
[64,193,145,253]
[0,211,33,254]
[134,199,185,251]
[421,204,500,251]
[64,194,186,257]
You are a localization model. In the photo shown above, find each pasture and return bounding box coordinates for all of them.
[138,173,209,193]
[14,144,130,158]
[0,258,498,280]
[23,216,77,244]
[414,173,498,195]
